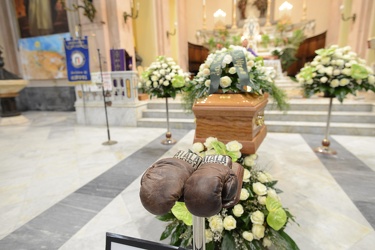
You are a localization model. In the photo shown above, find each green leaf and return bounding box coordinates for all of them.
[171,202,193,226]
[160,223,177,240]
[206,241,215,250]
[269,228,300,250]
[221,232,236,250]
[156,212,175,222]
[227,151,239,162]
[247,239,264,250]
[170,223,185,245]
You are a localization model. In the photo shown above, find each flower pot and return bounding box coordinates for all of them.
[192,93,268,154]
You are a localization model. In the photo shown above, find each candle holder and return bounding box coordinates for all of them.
[123,1,139,23]
[314,97,337,155]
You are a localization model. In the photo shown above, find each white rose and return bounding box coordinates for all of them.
[232,204,244,217]
[204,137,217,149]
[162,63,168,68]
[223,215,236,231]
[229,67,236,74]
[204,80,211,87]
[257,196,266,205]
[306,79,313,85]
[310,61,318,66]
[159,69,166,75]
[205,229,213,243]
[252,224,265,240]
[208,215,223,232]
[330,79,339,88]
[318,67,325,74]
[169,72,176,77]
[146,80,152,87]
[339,78,350,86]
[226,140,242,152]
[240,188,250,200]
[320,76,328,83]
[203,68,210,76]
[242,231,254,242]
[257,172,269,183]
[325,67,333,76]
[368,75,375,85]
[220,76,232,88]
[321,57,330,65]
[263,237,272,247]
[244,155,256,167]
[264,172,273,182]
[243,169,251,182]
[159,79,163,84]
[152,82,159,88]
[165,75,171,80]
[253,182,267,195]
[222,54,233,66]
[192,142,204,153]
[247,60,255,67]
[251,210,265,225]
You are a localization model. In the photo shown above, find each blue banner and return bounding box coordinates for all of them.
[64,37,91,81]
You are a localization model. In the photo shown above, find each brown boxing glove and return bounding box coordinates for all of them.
[184,155,239,217]
[139,151,201,215]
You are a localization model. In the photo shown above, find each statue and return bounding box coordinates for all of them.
[237,0,248,20]
[252,0,268,18]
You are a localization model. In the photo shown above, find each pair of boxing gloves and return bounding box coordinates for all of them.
[140,150,241,217]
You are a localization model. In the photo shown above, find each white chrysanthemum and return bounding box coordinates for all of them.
[330,79,340,88]
[203,68,210,76]
[151,75,158,81]
[321,57,330,65]
[306,79,313,85]
[146,80,152,87]
[162,80,169,86]
[320,76,328,83]
[339,78,350,86]
[342,68,351,75]
[368,75,375,85]
[152,81,158,88]
[310,61,318,66]
[333,69,341,75]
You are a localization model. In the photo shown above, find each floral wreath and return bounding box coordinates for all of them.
[182,45,289,111]
[157,137,299,250]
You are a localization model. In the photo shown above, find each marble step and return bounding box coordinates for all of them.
[137,118,375,136]
[147,100,374,112]
[142,109,375,124]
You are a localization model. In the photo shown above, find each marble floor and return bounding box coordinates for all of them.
[0,111,374,250]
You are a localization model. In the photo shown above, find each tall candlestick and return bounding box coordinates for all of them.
[203,1,207,30]
[265,0,271,26]
[232,0,237,29]
[301,0,307,21]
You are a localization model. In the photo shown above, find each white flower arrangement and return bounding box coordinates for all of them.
[140,56,190,98]
[296,45,375,102]
[182,45,289,111]
[157,138,299,250]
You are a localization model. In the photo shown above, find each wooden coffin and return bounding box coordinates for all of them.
[192,93,268,154]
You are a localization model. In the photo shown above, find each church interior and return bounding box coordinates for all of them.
[0,0,375,249]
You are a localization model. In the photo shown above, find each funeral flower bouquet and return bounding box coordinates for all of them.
[140,56,190,98]
[182,45,288,111]
[157,137,299,250]
[296,45,375,102]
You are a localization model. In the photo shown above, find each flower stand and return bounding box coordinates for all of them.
[161,97,177,145]
[192,93,268,154]
[314,97,337,155]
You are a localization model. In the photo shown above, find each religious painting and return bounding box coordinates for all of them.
[13,0,69,38]
[18,33,70,79]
